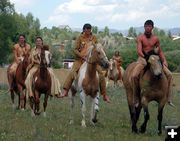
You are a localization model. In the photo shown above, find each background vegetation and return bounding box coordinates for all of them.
[1,0,180,71]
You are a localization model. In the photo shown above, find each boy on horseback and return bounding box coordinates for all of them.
[132,20,174,106]
[61,23,110,102]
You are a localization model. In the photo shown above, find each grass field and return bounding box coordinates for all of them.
[0,86,180,141]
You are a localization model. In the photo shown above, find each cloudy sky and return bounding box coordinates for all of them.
[10,0,180,30]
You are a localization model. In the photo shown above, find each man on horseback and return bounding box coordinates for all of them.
[61,23,110,102]
[112,51,123,80]
[8,34,31,89]
[132,20,174,106]
[8,34,31,76]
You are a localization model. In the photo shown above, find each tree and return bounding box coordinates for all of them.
[92,26,98,34]
[128,27,137,37]
[0,0,15,65]
[104,26,110,36]
[0,0,14,14]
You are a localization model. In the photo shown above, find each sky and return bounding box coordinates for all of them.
[10,0,180,30]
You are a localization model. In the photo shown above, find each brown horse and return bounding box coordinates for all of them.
[7,53,30,110]
[69,43,109,127]
[30,49,51,116]
[107,59,124,87]
[123,54,168,135]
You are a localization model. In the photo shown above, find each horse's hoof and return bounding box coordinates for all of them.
[132,126,138,133]
[21,108,25,111]
[12,104,15,109]
[69,120,74,125]
[132,129,138,134]
[158,130,162,136]
[43,112,46,117]
[81,121,86,128]
[35,112,41,115]
[31,112,35,117]
[140,126,146,133]
[92,118,98,123]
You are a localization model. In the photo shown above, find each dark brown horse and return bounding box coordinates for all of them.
[30,48,51,116]
[123,54,168,135]
[7,53,31,110]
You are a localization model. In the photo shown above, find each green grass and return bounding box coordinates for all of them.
[0,87,180,141]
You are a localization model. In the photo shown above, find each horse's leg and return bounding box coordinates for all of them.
[91,92,100,124]
[34,90,40,115]
[80,90,86,127]
[43,93,49,117]
[8,74,16,109]
[23,89,26,109]
[29,96,35,117]
[10,90,15,109]
[140,99,149,133]
[157,102,165,135]
[135,104,142,123]
[17,84,25,110]
[126,90,138,133]
[69,91,75,124]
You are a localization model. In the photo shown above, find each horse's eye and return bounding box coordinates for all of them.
[98,52,101,55]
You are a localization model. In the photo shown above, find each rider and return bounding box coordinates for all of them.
[61,23,110,102]
[132,20,174,106]
[112,51,123,80]
[25,37,61,98]
[8,34,31,78]
[25,36,43,98]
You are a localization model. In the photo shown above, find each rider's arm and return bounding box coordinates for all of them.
[156,38,168,67]
[73,36,83,58]
[136,36,144,58]
[13,45,19,63]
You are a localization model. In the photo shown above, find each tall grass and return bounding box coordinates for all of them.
[0,86,179,141]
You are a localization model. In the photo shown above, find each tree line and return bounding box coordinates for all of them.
[0,0,180,72]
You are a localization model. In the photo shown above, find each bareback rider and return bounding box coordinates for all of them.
[132,20,174,106]
[61,23,110,102]
[8,34,31,78]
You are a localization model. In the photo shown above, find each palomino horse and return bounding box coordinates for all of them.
[30,49,52,116]
[107,59,124,87]
[70,43,109,127]
[7,53,31,110]
[123,54,168,135]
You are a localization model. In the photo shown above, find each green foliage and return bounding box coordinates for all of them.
[128,27,137,37]
[50,46,63,69]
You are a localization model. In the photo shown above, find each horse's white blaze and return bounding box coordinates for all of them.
[45,50,52,66]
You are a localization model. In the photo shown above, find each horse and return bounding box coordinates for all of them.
[123,54,168,135]
[29,49,52,116]
[107,59,124,87]
[69,43,109,127]
[7,53,31,110]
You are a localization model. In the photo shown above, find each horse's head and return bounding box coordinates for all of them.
[109,59,117,71]
[40,49,52,67]
[22,53,31,70]
[148,55,163,79]
[86,43,109,69]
